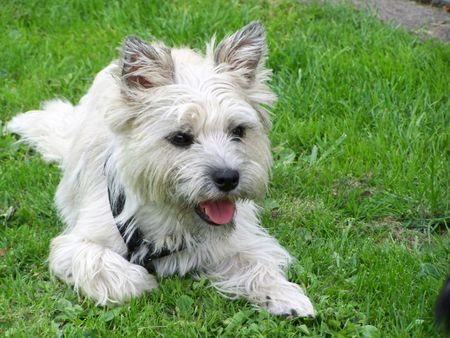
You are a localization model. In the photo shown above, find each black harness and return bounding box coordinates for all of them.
[107,184,183,273]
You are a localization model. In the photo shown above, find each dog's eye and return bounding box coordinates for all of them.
[169,132,194,147]
[230,126,245,141]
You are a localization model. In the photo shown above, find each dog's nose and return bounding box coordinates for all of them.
[212,169,239,192]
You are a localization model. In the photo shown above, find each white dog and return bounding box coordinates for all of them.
[7,22,315,317]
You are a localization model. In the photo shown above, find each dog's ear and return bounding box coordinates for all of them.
[214,22,267,83]
[120,36,174,89]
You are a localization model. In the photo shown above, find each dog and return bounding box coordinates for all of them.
[7,22,315,317]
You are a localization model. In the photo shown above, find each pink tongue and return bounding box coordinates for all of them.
[199,200,235,225]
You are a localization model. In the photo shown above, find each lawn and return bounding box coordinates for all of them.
[0,0,449,336]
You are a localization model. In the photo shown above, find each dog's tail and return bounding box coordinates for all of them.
[7,99,79,164]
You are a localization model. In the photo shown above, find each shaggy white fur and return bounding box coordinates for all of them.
[7,22,315,317]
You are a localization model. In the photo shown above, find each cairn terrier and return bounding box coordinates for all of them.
[7,22,315,317]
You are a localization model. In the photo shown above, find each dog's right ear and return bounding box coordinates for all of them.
[120,36,174,90]
[214,22,267,84]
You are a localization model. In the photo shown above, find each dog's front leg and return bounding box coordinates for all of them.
[49,233,157,305]
[204,238,315,317]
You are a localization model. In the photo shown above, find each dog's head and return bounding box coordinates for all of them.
[108,22,276,226]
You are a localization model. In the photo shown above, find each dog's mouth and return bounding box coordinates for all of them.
[195,200,236,226]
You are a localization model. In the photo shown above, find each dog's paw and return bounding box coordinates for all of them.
[105,264,158,306]
[84,263,158,306]
[264,284,315,318]
[70,246,158,306]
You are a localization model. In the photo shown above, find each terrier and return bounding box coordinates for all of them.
[7,22,315,317]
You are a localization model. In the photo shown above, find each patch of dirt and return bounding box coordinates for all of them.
[301,0,450,41]
[367,216,433,248]
[332,174,376,200]
[267,197,326,220]
[353,0,450,40]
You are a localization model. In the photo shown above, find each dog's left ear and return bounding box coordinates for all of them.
[120,36,174,90]
[214,22,267,84]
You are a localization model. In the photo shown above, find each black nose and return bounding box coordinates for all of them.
[212,169,239,192]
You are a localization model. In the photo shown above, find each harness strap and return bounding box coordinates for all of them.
[107,183,183,273]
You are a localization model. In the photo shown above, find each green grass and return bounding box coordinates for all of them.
[1,0,449,336]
